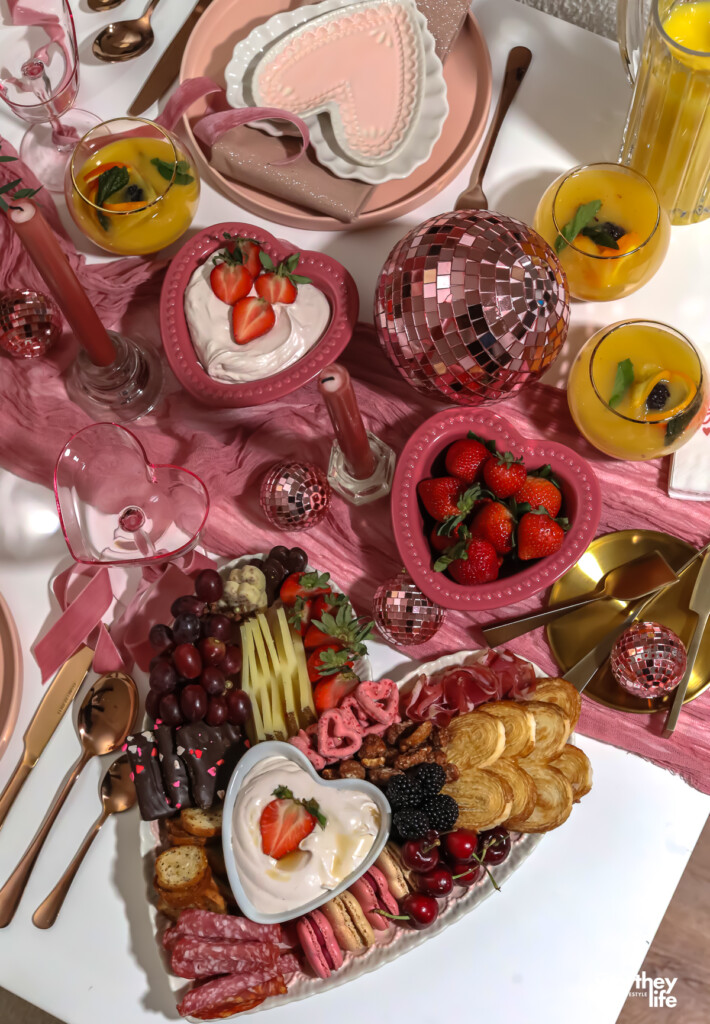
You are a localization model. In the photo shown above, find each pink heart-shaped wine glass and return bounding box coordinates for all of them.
[54,423,210,566]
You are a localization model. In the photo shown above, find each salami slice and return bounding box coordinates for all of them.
[177,971,286,1018]
[172,937,278,969]
[277,953,301,976]
[172,954,268,980]
[173,909,283,944]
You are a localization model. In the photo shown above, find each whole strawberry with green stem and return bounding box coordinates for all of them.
[513,465,562,518]
[469,500,515,556]
[444,434,492,484]
[482,451,527,499]
[517,509,569,560]
[255,252,311,304]
[223,232,262,277]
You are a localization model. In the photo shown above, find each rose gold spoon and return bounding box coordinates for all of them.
[0,672,137,928]
[32,754,136,929]
[88,0,126,11]
[93,0,164,63]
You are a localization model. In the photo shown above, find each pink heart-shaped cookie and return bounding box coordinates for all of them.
[55,423,209,566]
[317,706,362,762]
[355,679,401,728]
[253,1,422,165]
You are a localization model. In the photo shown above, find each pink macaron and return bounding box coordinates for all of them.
[296,909,344,979]
[349,866,399,931]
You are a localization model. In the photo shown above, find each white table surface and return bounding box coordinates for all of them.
[0,2,708,1023]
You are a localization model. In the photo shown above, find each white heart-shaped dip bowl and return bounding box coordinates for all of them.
[222,741,391,924]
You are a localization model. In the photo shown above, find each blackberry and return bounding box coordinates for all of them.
[597,220,625,242]
[646,382,671,411]
[393,808,430,841]
[422,794,459,832]
[125,184,145,202]
[408,762,447,797]
[386,774,424,810]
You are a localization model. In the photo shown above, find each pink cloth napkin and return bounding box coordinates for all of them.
[1,144,710,793]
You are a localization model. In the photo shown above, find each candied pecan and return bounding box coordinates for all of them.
[431,725,451,750]
[338,760,366,780]
[385,722,410,747]
[394,747,431,770]
[384,747,400,766]
[360,735,387,759]
[367,766,404,785]
[321,767,339,780]
[431,750,448,766]
[360,756,386,769]
[398,721,433,751]
[444,763,460,783]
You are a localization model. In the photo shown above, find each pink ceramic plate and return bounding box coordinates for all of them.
[179,1,491,231]
[392,408,602,611]
[160,222,359,407]
[0,591,22,763]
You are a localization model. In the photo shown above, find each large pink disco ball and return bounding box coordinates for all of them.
[374,210,570,405]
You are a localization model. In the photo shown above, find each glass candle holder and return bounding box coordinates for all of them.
[65,117,200,255]
[533,163,670,301]
[568,319,708,461]
[0,290,62,358]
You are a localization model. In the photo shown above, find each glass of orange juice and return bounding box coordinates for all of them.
[567,320,708,461]
[66,117,200,255]
[533,163,670,301]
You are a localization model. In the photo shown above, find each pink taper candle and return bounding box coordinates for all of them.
[6,201,116,366]
[318,363,376,480]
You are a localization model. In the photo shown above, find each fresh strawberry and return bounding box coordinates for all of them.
[259,785,326,860]
[470,501,515,555]
[307,644,354,683]
[430,522,462,553]
[517,512,566,560]
[304,599,373,657]
[448,537,501,585]
[232,296,275,344]
[482,452,527,499]
[311,592,348,620]
[313,669,360,713]
[209,251,253,304]
[223,233,262,278]
[444,437,489,484]
[280,571,331,606]
[417,478,463,521]
[289,597,313,637]
[255,252,311,305]
[514,469,562,518]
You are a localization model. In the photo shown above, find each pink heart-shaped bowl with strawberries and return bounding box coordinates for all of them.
[392,408,601,611]
[160,222,359,408]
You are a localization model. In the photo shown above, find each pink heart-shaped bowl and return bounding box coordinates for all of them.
[392,408,601,611]
[160,222,359,408]
[54,423,210,566]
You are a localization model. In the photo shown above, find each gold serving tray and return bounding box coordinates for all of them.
[546,530,708,714]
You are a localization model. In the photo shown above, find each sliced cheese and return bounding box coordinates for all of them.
[260,612,298,738]
[246,620,275,740]
[239,622,264,744]
[251,615,286,740]
[291,627,317,728]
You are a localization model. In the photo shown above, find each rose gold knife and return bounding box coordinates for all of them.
[128,0,215,116]
[0,645,94,831]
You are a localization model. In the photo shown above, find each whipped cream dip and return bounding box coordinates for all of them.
[232,755,380,916]
[184,257,331,384]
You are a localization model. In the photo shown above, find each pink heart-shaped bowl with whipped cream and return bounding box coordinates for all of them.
[160,222,359,408]
[392,408,601,611]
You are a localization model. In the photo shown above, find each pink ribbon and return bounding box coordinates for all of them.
[156,77,310,166]
[34,550,217,683]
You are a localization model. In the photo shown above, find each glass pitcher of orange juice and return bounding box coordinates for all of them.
[618,0,710,224]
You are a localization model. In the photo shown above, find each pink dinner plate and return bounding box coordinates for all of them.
[392,408,602,611]
[179,3,492,231]
[161,221,359,406]
[0,591,22,763]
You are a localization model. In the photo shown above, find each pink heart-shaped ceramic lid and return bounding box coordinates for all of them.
[160,222,359,408]
[392,408,602,610]
[54,423,210,566]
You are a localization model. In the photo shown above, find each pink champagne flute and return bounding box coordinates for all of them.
[0,0,99,192]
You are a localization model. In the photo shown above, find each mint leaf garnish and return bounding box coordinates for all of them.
[609,358,635,408]
[150,156,194,185]
[580,222,620,249]
[555,199,602,254]
[96,165,129,208]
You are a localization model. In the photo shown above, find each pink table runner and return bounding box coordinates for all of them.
[1,143,710,793]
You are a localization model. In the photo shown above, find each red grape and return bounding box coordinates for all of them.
[201,667,225,696]
[159,693,183,727]
[171,594,205,618]
[145,690,162,722]
[149,659,177,694]
[173,643,202,679]
[199,636,225,667]
[203,614,233,642]
[172,613,201,645]
[222,645,242,677]
[149,623,173,652]
[195,568,224,602]
[180,684,207,722]
[226,689,251,725]
[206,695,228,726]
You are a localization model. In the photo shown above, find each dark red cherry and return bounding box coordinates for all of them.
[413,865,453,899]
[477,827,511,866]
[441,828,478,864]
[401,837,440,873]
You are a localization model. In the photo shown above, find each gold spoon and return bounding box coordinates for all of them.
[88,0,126,12]
[0,672,137,928]
[92,0,164,63]
[32,754,136,929]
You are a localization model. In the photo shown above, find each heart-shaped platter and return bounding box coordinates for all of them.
[161,223,359,408]
[224,0,448,184]
[392,408,602,610]
[54,423,210,567]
